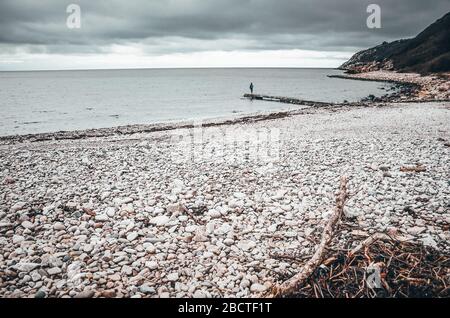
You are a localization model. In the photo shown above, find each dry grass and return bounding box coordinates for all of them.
[279,239,450,298]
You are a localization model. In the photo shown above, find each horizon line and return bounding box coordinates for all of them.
[0,66,339,72]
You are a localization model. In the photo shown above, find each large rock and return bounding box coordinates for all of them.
[419,234,438,249]
[150,215,170,226]
[21,221,34,229]
[166,273,179,282]
[126,232,139,241]
[407,226,426,236]
[74,290,95,298]
[95,214,109,222]
[166,203,182,214]
[47,267,62,275]
[105,207,116,217]
[250,283,268,293]
[53,222,65,231]
[11,202,27,212]
[12,263,40,273]
[140,284,156,294]
[237,240,256,251]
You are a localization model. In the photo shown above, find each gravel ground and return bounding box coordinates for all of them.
[0,101,449,298]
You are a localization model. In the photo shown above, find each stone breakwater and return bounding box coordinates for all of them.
[0,102,449,298]
[330,70,450,101]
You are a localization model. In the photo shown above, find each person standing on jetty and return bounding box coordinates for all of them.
[249,82,254,94]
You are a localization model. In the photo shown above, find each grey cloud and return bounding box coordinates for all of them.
[0,0,448,55]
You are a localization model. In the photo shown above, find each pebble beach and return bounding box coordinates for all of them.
[0,100,449,298]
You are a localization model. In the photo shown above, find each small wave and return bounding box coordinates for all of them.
[32,110,54,113]
[20,121,42,125]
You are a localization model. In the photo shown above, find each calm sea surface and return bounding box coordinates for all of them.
[0,68,393,136]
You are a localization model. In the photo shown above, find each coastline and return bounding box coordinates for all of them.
[0,71,449,298]
[0,106,316,145]
[330,70,450,101]
[1,70,449,145]
[0,101,414,145]
[1,1,449,300]
[1,99,449,298]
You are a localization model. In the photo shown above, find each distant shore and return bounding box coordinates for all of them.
[330,70,450,101]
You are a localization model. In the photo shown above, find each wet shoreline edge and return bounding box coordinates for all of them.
[1,72,449,144]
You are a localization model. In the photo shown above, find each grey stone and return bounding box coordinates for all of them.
[166,273,179,282]
[250,283,268,293]
[150,215,170,226]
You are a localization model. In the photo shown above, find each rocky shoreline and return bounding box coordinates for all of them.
[1,98,449,298]
[330,70,450,102]
[0,107,318,145]
[0,101,360,145]
[1,71,449,298]
[2,69,448,146]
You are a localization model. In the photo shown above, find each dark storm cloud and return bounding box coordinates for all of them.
[0,0,448,54]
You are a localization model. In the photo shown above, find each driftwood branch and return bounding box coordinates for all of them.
[269,176,349,297]
[400,164,426,173]
[348,233,392,258]
[348,230,415,258]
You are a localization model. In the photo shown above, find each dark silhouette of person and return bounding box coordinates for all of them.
[250,82,254,94]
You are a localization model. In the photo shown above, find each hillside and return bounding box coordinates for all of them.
[340,12,450,74]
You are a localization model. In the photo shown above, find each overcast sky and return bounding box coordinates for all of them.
[0,0,448,70]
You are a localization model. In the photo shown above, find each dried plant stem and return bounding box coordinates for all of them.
[269,176,349,297]
[348,233,392,257]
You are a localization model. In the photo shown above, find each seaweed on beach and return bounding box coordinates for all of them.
[268,177,450,299]
[290,239,450,298]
